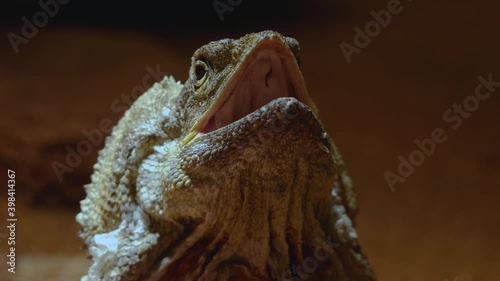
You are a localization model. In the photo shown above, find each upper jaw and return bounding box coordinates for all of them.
[192,35,317,137]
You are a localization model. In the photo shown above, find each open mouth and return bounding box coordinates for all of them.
[198,39,314,134]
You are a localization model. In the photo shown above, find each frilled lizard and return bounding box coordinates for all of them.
[76,31,376,281]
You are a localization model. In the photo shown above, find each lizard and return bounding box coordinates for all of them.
[76,30,376,281]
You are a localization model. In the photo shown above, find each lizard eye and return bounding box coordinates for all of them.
[194,60,208,87]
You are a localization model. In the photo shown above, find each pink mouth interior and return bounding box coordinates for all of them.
[201,49,299,133]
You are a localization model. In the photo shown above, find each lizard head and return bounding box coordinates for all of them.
[78,31,373,281]
[178,30,318,145]
[146,31,345,280]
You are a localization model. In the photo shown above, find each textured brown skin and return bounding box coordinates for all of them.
[77,31,376,281]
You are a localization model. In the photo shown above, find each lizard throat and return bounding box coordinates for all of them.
[199,42,313,134]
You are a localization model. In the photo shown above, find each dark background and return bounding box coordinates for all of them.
[0,0,499,280]
[0,1,346,28]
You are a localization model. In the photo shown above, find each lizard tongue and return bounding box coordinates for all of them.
[205,49,291,133]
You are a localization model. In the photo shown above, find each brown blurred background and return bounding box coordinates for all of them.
[0,0,499,280]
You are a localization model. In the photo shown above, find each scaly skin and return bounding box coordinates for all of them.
[77,31,376,281]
